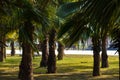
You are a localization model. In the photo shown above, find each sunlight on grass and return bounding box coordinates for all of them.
[0,55,119,80]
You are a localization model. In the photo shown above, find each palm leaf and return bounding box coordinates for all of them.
[58,12,89,47]
[57,1,83,18]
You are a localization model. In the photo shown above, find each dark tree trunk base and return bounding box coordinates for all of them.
[57,41,64,60]
[101,54,109,68]
[40,59,48,67]
[47,53,56,73]
[11,41,15,56]
[93,53,100,76]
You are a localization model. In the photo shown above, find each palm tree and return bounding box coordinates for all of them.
[35,0,50,68]
[18,21,34,80]
[81,0,120,69]
[57,12,101,76]
[9,0,49,79]
[0,25,7,62]
[0,0,10,62]
[57,0,120,76]
[46,1,62,73]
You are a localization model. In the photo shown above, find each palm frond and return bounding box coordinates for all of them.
[57,1,83,18]
[58,11,90,47]
[110,22,120,51]
[82,0,120,27]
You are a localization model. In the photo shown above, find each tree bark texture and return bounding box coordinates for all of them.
[11,41,15,56]
[18,21,34,80]
[40,35,49,67]
[3,37,6,59]
[92,37,101,76]
[57,41,64,60]
[0,36,6,62]
[0,45,4,62]
[3,46,6,59]
[101,36,109,68]
[47,29,56,73]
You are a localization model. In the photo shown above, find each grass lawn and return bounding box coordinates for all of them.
[0,55,119,80]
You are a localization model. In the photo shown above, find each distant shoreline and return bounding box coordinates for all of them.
[6,50,118,56]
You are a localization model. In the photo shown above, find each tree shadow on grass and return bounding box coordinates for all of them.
[0,69,19,80]
[35,72,91,80]
[34,65,119,80]
[35,71,119,80]
[102,68,119,74]
[0,76,18,80]
[0,67,118,80]
[101,68,119,79]
[34,64,93,74]
[57,65,92,73]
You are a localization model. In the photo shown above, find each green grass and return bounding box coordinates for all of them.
[0,55,119,80]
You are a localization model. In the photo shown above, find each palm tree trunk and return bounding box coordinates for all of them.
[0,45,4,62]
[3,37,6,59]
[101,35,109,68]
[92,37,101,76]
[3,46,6,59]
[18,21,34,80]
[57,41,64,60]
[11,41,15,56]
[118,48,120,55]
[0,36,5,62]
[47,29,56,73]
[40,35,49,67]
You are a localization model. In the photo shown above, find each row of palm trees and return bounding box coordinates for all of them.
[0,0,63,80]
[57,0,120,76]
[0,0,47,80]
[0,0,119,80]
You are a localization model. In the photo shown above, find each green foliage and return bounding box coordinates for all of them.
[57,2,82,18]
[57,12,91,47]
[57,0,120,49]
[110,22,120,52]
